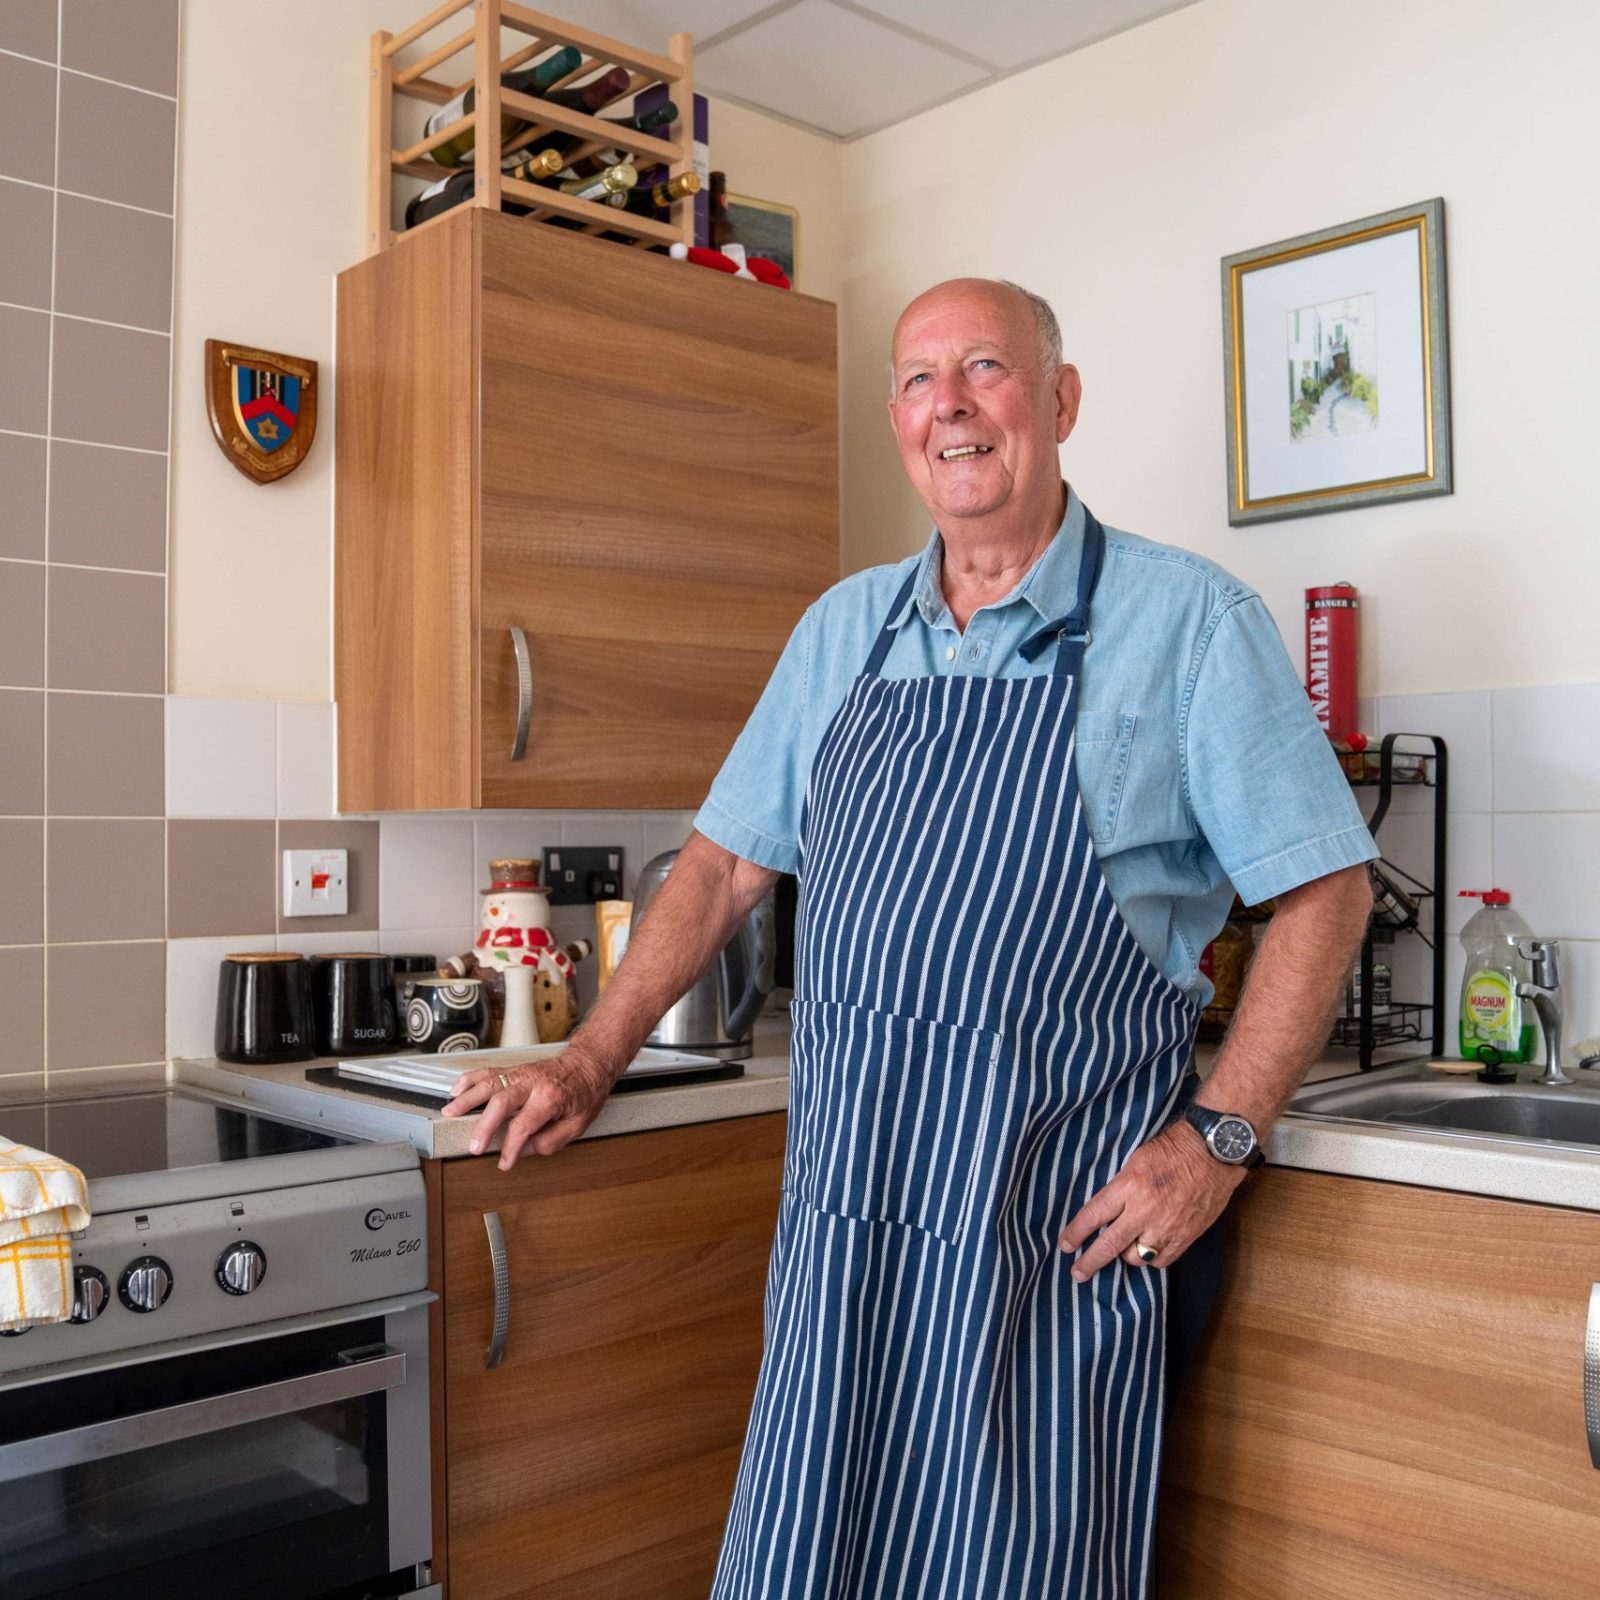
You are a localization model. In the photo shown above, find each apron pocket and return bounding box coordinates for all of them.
[785,998,1002,1246]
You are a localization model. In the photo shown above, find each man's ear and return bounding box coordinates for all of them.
[1054,365,1083,444]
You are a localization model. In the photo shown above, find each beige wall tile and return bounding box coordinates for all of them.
[48,440,167,571]
[0,1,59,62]
[0,819,44,944]
[0,52,56,186]
[0,690,44,814]
[278,818,380,937]
[0,560,45,686]
[51,317,170,452]
[58,71,174,213]
[0,433,47,561]
[62,0,179,96]
[0,945,44,1075]
[167,818,275,938]
[48,940,164,1069]
[47,691,163,815]
[48,817,164,943]
[54,193,174,332]
[0,306,50,434]
[0,176,53,309]
[47,566,164,692]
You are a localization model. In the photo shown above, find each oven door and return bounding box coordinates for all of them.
[0,1296,433,1600]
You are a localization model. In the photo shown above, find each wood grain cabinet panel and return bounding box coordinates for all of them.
[1158,1168,1600,1598]
[336,211,838,811]
[435,1114,786,1599]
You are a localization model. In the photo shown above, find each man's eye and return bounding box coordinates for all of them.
[904,373,929,388]
[972,359,999,371]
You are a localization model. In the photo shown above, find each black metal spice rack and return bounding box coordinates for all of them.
[1197,732,1448,1069]
[1342,732,1448,1069]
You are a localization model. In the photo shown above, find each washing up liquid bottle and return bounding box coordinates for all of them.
[1457,889,1536,1064]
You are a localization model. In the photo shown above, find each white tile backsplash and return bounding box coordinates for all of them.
[166,697,276,818]
[1376,691,1491,813]
[642,811,698,874]
[1556,939,1600,1071]
[1491,812,1600,942]
[557,812,649,898]
[166,932,275,1059]
[281,928,380,957]
[1369,810,1491,935]
[377,926,477,965]
[277,701,335,819]
[1491,683,1600,813]
[473,815,565,880]
[378,816,477,930]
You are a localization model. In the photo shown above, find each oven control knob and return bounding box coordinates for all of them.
[216,1241,267,1296]
[70,1266,110,1323]
[118,1257,173,1313]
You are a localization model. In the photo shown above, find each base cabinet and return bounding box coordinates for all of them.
[1158,1168,1600,1598]
[427,1114,785,1599]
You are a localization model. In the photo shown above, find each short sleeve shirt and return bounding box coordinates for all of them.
[693,485,1377,1006]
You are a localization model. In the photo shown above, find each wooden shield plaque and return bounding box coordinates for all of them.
[205,339,318,484]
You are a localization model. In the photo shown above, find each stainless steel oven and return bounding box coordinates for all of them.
[0,1295,434,1600]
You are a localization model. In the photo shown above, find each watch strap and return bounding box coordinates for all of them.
[1183,1103,1264,1167]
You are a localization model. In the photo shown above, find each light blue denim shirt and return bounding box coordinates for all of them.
[694,485,1377,1006]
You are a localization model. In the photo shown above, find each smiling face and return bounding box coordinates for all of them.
[887,280,1081,532]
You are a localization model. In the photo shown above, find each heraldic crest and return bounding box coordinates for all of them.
[205,340,319,484]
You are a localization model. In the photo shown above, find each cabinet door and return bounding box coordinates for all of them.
[1158,1169,1600,1598]
[441,1114,785,1600]
[475,215,837,808]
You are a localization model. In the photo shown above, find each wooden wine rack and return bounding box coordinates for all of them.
[369,0,694,256]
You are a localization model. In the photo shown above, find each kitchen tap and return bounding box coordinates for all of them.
[1515,937,1571,1086]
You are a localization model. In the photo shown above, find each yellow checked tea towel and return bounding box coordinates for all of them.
[0,1139,91,1331]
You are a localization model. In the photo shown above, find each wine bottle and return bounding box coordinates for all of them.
[424,45,582,167]
[541,66,631,114]
[556,161,637,202]
[620,170,701,216]
[557,146,630,181]
[514,101,679,177]
[405,146,565,229]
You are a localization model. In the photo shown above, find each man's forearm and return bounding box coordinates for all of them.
[567,830,779,1074]
[1196,864,1373,1134]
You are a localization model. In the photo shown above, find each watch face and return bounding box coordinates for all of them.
[1209,1115,1256,1163]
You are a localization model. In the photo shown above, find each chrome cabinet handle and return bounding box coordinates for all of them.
[1587,1283,1599,1468]
[510,626,532,762]
[484,1209,510,1369]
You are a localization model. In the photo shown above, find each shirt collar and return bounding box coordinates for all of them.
[888,483,1087,632]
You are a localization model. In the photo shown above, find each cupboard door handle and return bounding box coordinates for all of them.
[484,1210,510,1369]
[1587,1284,1599,1468]
[510,627,532,762]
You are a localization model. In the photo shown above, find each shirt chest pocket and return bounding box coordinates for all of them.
[1073,709,1138,848]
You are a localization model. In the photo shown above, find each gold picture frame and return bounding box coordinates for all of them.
[1221,198,1452,524]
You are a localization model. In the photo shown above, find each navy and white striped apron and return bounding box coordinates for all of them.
[713,508,1199,1600]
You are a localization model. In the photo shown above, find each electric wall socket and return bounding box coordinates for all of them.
[283,848,349,917]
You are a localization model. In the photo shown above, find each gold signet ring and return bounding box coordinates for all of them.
[1134,1242,1159,1265]
[495,1071,510,1089]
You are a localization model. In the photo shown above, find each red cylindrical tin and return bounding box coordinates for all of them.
[1305,583,1359,743]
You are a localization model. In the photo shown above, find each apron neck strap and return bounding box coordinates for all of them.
[862,505,1108,680]
[1018,507,1106,680]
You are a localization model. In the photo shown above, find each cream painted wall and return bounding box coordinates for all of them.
[837,0,1600,695]
[170,4,842,700]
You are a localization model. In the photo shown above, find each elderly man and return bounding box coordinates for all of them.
[445,278,1375,1597]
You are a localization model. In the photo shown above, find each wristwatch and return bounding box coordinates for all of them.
[1183,1104,1264,1168]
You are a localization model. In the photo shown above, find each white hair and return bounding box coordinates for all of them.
[888,278,1064,395]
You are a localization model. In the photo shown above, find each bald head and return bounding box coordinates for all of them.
[890,279,1062,391]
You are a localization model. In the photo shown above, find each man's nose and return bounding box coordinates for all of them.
[932,371,974,421]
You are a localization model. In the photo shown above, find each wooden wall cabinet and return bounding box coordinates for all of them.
[1159,1168,1600,1598]
[425,1113,786,1599]
[335,211,838,811]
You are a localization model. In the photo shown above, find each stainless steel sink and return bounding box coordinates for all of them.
[1289,1069,1600,1152]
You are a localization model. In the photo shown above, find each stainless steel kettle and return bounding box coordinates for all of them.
[633,849,774,1059]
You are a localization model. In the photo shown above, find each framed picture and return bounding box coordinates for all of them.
[1221,197,1451,525]
[726,192,799,288]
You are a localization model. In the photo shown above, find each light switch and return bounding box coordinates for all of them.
[283,848,349,917]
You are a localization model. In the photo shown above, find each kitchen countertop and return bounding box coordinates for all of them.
[172,1012,794,1160]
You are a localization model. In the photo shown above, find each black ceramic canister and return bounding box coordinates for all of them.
[310,952,398,1056]
[215,953,316,1064]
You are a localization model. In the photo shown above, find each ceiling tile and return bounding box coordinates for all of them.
[559,0,779,52]
[696,0,987,137]
[848,0,1203,72]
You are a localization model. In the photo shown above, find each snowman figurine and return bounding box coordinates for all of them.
[474,858,581,1046]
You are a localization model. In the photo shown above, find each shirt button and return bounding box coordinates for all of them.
[945,646,956,662]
